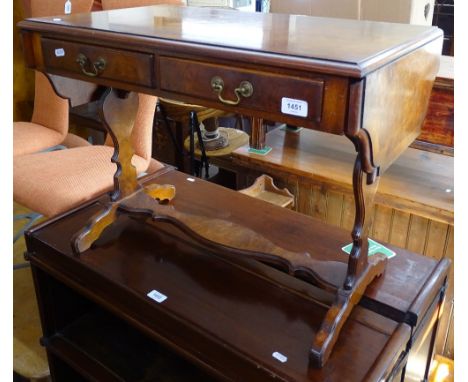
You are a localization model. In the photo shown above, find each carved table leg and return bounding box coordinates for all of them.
[250,116,266,150]
[307,80,388,368]
[71,89,177,254]
[345,153,380,289]
[309,145,385,367]
[343,80,382,290]
[310,253,387,367]
[72,204,119,254]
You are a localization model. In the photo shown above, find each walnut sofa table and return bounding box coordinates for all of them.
[19,5,443,368]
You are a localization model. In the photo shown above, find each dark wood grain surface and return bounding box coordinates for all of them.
[420,87,454,147]
[42,37,155,87]
[30,170,448,327]
[29,222,410,381]
[17,8,447,373]
[19,5,442,77]
[26,171,416,381]
[418,58,454,150]
[25,169,450,380]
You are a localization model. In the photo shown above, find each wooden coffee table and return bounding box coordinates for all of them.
[25,169,449,381]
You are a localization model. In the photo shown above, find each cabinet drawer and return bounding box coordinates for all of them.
[159,56,325,126]
[41,38,155,87]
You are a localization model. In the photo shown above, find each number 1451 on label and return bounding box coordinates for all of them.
[281,97,308,118]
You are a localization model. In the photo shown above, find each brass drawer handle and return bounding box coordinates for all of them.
[76,53,106,77]
[211,76,253,106]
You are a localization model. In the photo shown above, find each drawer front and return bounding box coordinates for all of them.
[159,56,329,129]
[41,38,154,88]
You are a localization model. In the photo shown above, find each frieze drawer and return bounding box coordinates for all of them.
[41,38,155,88]
[159,56,348,133]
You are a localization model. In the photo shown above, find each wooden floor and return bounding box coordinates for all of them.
[13,202,50,382]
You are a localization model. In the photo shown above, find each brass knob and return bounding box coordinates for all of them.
[211,76,253,106]
[76,53,106,77]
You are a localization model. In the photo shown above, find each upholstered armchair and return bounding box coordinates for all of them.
[14,0,95,157]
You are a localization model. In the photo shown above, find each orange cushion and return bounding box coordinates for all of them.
[13,122,66,157]
[14,146,164,217]
[62,133,92,148]
[31,72,70,136]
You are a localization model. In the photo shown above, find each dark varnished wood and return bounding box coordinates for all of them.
[343,80,379,289]
[19,6,441,77]
[250,116,266,150]
[232,128,454,225]
[25,170,449,381]
[65,88,176,253]
[415,56,454,154]
[96,89,140,200]
[46,74,101,107]
[65,89,357,304]
[17,5,444,368]
[120,191,347,292]
[28,234,405,382]
[72,180,176,253]
[310,253,387,367]
[31,170,450,326]
[211,136,454,357]
[341,38,441,291]
[362,38,442,173]
[159,56,329,131]
[42,37,155,88]
[419,86,454,148]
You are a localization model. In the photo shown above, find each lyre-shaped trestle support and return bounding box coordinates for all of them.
[310,253,387,367]
[71,88,177,254]
[72,183,176,254]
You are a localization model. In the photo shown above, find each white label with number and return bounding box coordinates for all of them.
[64,0,72,14]
[272,352,288,363]
[147,290,167,303]
[55,48,65,57]
[281,97,308,118]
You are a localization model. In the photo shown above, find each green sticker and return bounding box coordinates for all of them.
[248,146,272,156]
[341,238,396,259]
